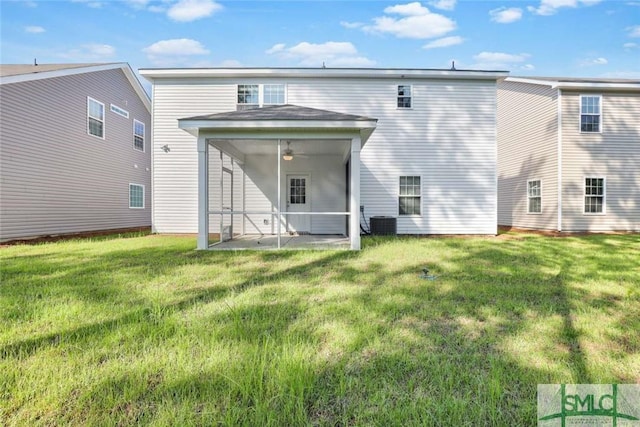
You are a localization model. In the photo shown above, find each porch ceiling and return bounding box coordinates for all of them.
[208,138,349,155]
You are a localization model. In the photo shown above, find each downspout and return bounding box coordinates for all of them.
[557,88,563,232]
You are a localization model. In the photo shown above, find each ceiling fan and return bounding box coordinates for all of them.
[282,141,310,161]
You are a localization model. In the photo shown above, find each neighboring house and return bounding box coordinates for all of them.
[140,67,508,250]
[0,63,151,242]
[498,77,640,232]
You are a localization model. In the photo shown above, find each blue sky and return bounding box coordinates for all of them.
[1,0,639,79]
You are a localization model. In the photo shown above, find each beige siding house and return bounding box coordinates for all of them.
[140,67,507,250]
[498,77,640,232]
[0,63,151,241]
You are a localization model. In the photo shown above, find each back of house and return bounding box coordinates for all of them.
[0,63,151,242]
[141,67,507,249]
[498,77,640,232]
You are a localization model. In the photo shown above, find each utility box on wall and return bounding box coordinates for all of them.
[370,216,397,236]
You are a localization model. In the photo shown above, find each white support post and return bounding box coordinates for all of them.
[197,136,209,250]
[350,134,361,250]
[277,139,282,249]
[219,150,223,244]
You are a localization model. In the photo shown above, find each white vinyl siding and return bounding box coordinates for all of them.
[527,180,541,214]
[584,177,605,214]
[497,80,559,230]
[0,68,151,242]
[151,76,498,235]
[87,97,105,138]
[561,91,639,232]
[134,119,145,152]
[580,94,601,133]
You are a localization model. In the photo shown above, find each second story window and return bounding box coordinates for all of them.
[397,85,412,108]
[237,85,259,109]
[263,84,285,105]
[134,120,145,152]
[237,84,285,110]
[87,97,105,138]
[580,95,601,133]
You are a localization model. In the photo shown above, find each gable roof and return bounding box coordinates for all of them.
[182,104,377,122]
[0,62,151,112]
[505,76,640,91]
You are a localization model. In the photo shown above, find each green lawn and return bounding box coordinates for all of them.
[1,233,639,426]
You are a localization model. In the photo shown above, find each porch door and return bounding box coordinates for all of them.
[286,174,310,234]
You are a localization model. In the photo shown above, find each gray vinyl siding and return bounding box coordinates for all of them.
[151,77,498,235]
[560,91,640,231]
[497,81,558,230]
[0,68,151,241]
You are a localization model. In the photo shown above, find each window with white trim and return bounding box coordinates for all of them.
[399,176,421,215]
[584,177,605,214]
[87,97,105,138]
[237,84,285,109]
[580,95,601,133]
[397,85,412,108]
[110,104,129,118]
[527,180,541,214]
[129,184,144,209]
[263,84,285,105]
[134,120,145,152]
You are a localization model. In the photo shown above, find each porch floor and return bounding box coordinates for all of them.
[209,234,350,250]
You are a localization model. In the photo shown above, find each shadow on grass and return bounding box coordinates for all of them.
[1,234,638,425]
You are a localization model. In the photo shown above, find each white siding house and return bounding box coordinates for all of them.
[498,77,640,232]
[0,63,151,242]
[140,68,507,249]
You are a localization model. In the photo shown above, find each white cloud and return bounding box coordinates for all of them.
[489,7,523,23]
[25,25,45,33]
[384,2,430,15]
[521,64,535,70]
[59,44,116,60]
[125,0,150,9]
[528,0,601,16]
[580,57,609,66]
[266,41,375,67]
[265,43,286,54]
[363,2,456,39]
[71,0,104,8]
[167,0,222,22]
[422,35,463,49]
[473,51,531,69]
[143,38,210,66]
[340,21,364,29]
[628,25,640,37]
[429,0,456,10]
[624,42,638,49]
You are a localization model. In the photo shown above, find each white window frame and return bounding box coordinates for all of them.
[579,94,602,134]
[129,183,145,209]
[398,175,422,216]
[263,84,286,105]
[87,97,105,139]
[527,179,542,214]
[110,104,129,118]
[397,85,412,109]
[583,176,606,215]
[237,84,287,109]
[133,119,145,152]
